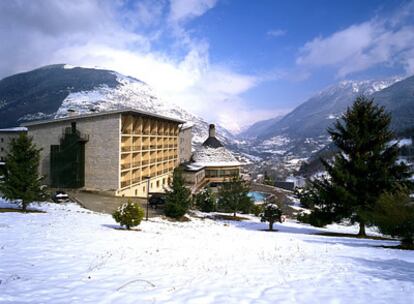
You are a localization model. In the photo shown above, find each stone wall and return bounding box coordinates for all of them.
[28,114,120,191]
[178,127,192,164]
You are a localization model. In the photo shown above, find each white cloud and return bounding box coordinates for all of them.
[0,0,264,133]
[169,0,217,23]
[296,2,414,77]
[267,29,286,38]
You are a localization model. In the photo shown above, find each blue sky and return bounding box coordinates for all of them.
[0,0,414,132]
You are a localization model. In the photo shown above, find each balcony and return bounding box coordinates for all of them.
[121,163,130,170]
[131,161,141,168]
[121,146,132,152]
[121,181,130,188]
[131,177,141,184]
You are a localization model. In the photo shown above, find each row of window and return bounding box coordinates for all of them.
[205,169,239,178]
[133,177,171,196]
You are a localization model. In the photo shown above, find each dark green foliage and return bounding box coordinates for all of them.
[303,96,412,236]
[260,199,283,231]
[372,187,414,247]
[263,171,275,186]
[217,175,253,217]
[112,201,144,230]
[251,203,263,216]
[0,133,44,211]
[164,168,191,219]
[194,188,216,212]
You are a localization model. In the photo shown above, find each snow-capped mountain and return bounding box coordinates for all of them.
[243,77,401,141]
[0,64,234,145]
[237,77,410,159]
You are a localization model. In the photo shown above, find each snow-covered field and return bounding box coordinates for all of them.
[1,200,413,304]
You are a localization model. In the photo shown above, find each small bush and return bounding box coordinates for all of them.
[194,188,216,212]
[251,203,264,216]
[372,188,414,248]
[297,209,333,227]
[260,203,282,231]
[112,201,145,230]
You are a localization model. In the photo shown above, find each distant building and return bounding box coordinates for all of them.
[275,176,306,191]
[178,124,193,164]
[22,109,185,197]
[182,124,241,192]
[0,127,28,164]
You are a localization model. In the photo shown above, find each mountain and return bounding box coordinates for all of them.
[249,78,401,141]
[236,77,413,159]
[0,64,234,145]
[239,115,283,139]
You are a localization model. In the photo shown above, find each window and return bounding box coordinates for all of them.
[0,138,3,142]
[151,182,153,189]
[143,186,146,193]
[1,147,3,152]
[163,178,166,185]
[156,180,160,188]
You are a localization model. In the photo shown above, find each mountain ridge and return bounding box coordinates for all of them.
[0,64,234,145]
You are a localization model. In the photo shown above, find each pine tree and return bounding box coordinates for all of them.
[260,198,283,231]
[164,167,191,219]
[263,171,275,186]
[194,188,216,212]
[372,187,414,248]
[0,133,44,211]
[301,96,412,236]
[218,175,253,218]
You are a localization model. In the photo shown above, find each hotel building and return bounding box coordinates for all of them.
[22,109,185,197]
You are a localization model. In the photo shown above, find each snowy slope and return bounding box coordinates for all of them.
[1,200,413,304]
[0,64,234,146]
[56,72,234,145]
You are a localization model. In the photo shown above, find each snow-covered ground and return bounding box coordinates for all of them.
[1,200,413,304]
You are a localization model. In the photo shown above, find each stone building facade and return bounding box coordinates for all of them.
[178,125,192,164]
[23,109,185,197]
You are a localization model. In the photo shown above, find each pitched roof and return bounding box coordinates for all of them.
[202,136,223,148]
[21,108,185,127]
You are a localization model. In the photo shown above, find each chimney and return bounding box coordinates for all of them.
[67,109,77,117]
[209,124,216,138]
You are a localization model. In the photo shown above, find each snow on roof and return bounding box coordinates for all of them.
[0,127,28,132]
[192,146,241,167]
[181,123,193,130]
[21,108,185,127]
[181,163,204,172]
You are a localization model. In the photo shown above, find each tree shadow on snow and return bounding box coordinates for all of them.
[224,218,324,236]
[304,237,399,249]
[349,257,414,283]
[101,224,141,231]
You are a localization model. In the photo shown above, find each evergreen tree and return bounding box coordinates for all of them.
[300,96,412,236]
[164,167,191,219]
[218,175,253,217]
[112,200,145,230]
[0,133,44,211]
[260,199,283,231]
[372,187,414,248]
[194,188,216,212]
[263,171,275,186]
